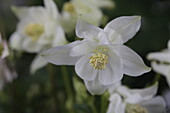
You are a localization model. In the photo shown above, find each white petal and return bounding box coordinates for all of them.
[104,16,141,44]
[96,0,115,9]
[22,38,43,53]
[11,6,30,20]
[52,26,68,47]
[84,76,108,95]
[99,49,123,85]
[70,41,96,57]
[75,54,98,81]
[141,96,166,113]
[121,83,158,103]
[1,40,9,59]
[107,93,125,113]
[76,17,103,42]
[44,0,59,19]
[41,41,81,65]
[30,55,48,74]
[121,45,151,76]
[151,62,170,86]
[168,40,170,48]
[147,50,170,63]
[9,32,23,51]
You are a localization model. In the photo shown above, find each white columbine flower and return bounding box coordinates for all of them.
[9,0,68,74]
[147,40,170,87]
[107,83,166,113]
[42,16,151,95]
[0,34,17,90]
[61,0,103,33]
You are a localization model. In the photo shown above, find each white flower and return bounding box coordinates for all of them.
[85,0,115,9]
[42,16,151,95]
[0,34,17,90]
[107,83,166,113]
[0,60,17,90]
[60,0,103,33]
[0,34,9,59]
[9,0,68,74]
[147,40,170,87]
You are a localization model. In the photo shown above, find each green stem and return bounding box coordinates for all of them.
[47,64,60,113]
[61,66,74,113]
[61,66,73,98]
[100,92,109,113]
[89,102,97,113]
[153,74,161,84]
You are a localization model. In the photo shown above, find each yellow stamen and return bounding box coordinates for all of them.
[89,53,108,70]
[63,2,75,14]
[126,104,148,113]
[25,23,44,41]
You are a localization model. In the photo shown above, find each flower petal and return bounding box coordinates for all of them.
[44,0,59,19]
[84,76,108,95]
[30,55,48,74]
[76,17,103,42]
[22,37,43,53]
[52,26,68,47]
[70,41,97,57]
[147,50,170,63]
[151,62,170,86]
[121,45,151,76]
[141,96,166,113]
[9,32,23,51]
[107,93,125,113]
[99,49,123,85]
[118,83,158,103]
[75,54,98,81]
[41,41,81,65]
[104,16,141,44]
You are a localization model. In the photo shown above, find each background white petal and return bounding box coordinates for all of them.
[151,62,170,87]
[9,32,23,51]
[107,93,125,113]
[30,55,48,74]
[121,45,151,76]
[141,96,166,113]
[147,50,170,63]
[44,0,59,19]
[104,16,141,44]
[41,41,81,65]
[52,26,68,47]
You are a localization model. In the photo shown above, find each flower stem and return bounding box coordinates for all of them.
[153,74,161,83]
[100,92,109,113]
[61,66,74,113]
[47,64,60,113]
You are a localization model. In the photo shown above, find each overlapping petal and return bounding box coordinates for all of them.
[84,76,108,95]
[75,54,98,81]
[99,49,123,85]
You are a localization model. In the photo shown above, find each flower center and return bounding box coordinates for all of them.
[63,2,76,14]
[125,104,148,113]
[25,23,44,41]
[0,44,3,56]
[89,46,108,70]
